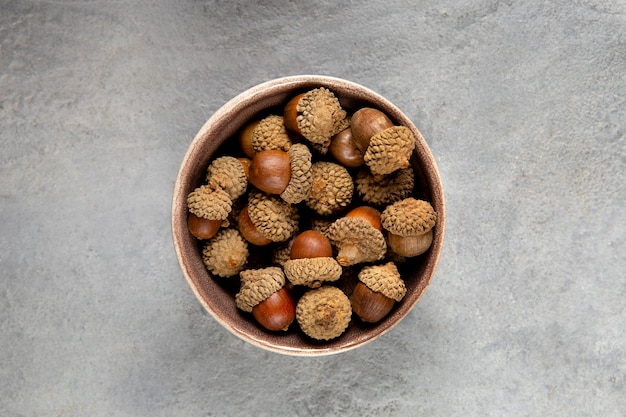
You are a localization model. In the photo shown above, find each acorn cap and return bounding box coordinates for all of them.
[283,257,343,288]
[202,228,249,278]
[280,143,313,204]
[187,185,232,221]
[305,161,354,216]
[355,166,414,207]
[307,217,334,239]
[358,262,407,302]
[327,217,386,266]
[206,156,248,201]
[247,190,299,242]
[251,115,292,153]
[272,244,292,268]
[296,286,352,340]
[293,88,347,147]
[364,126,416,175]
[381,198,437,236]
[235,266,286,312]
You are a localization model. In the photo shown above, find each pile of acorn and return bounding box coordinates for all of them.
[186,87,437,341]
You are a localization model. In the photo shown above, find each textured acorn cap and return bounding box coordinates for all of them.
[294,87,347,147]
[247,190,299,242]
[358,262,407,302]
[355,166,414,207]
[280,143,313,204]
[187,185,232,221]
[272,244,292,267]
[202,228,249,278]
[283,257,343,288]
[251,115,292,153]
[305,161,354,216]
[235,267,286,312]
[381,198,437,236]
[296,286,352,340]
[364,126,416,175]
[308,217,334,239]
[206,156,248,201]
[327,217,386,266]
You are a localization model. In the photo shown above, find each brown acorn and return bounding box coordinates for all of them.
[350,107,394,153]
[351,281,396,323]
[187,213,222,240]
[252,287,296,331]
[328,127,364,168]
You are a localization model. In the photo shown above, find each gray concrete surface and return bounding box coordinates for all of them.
[1,0,624,416]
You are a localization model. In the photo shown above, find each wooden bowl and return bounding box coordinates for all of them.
[172,75,445,355]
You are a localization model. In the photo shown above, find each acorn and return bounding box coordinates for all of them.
[363,126,415,176]
[237,191,300,246]
[283,87,348,147]
[202,228,249,278]
[290,230,333,259]
[355,166,415,207]
[327,213,386,266]
[351,282,396,323]
[238,115,292,158]
[247,145,313,204]
[296,286,352,340]
[237,204,273,246]
[248,149,291,195]
[252,287,296,332]
[351,262,407,323]
[283,230,342,288]
[236,267,295,331]
[345,206,383,233]
[305,161,354,216]
[238,120,260,158]
[187,213,222,240]
[186,185,232,240]
[381,198,437,257]
[328,127,364,168]
[206,156,248,201]
[350,107,394,153]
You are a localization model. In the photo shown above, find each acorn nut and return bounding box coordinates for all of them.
[238,204,273,246]
[186,185,232,240]
[381,198,437,257]
[238,191,300,245]
[247,145,313,205]
[290,230,333,259]
[283,230,342,288]
[327,215,386,266]
[296,286,352,340]
[284,87,348,147]
[328,127,364,168]
[248,149,292,195]
[252,287,296,332]
[351,262,407,323]
[202,228,249,278]
[187,213,222,240]
[345,206,383,233]
[305,161,354,216]
[351,282,396,323]
[350,107,394,153]
[355,166,415,207]
[238,115,292,158]
[236,267,295,331]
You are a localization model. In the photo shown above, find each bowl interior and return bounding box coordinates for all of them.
[172,75,445,355]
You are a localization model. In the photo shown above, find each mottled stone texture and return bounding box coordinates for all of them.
[1,0,624,416]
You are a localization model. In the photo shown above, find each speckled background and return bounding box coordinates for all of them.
[1,1,624,416]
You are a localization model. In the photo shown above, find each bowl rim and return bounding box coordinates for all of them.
[172,75,446,356]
